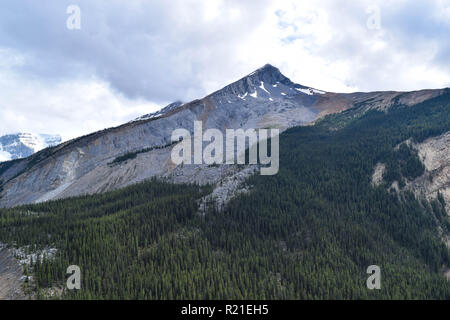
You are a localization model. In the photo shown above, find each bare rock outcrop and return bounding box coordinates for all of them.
[0,245,26,300]
[371,162,386,187]
[407,132,450,213]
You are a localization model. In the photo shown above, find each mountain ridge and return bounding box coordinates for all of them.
[0,65,447,208]
[1,89,449,299]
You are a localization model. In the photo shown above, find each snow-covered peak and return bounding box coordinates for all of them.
[0,133,62,162]
[132,64,327,123]
[211,64,327,103]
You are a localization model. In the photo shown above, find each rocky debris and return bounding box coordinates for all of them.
[398,89,445,107]
[40,286,63,299]
[0,244,27,300]
[371,162,386,187]
[13,246,57,266]
[370,132,449,214]
[0,244,58,300]
[444,268,450,281]
[406,131,450,213]
[198,165,259,213]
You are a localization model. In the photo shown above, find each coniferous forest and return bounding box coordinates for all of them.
[0,91,449,299]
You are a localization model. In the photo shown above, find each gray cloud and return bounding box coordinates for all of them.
[0,0,449,139]
[0,0,272,103]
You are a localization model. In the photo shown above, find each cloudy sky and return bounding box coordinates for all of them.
[0,0,449,141]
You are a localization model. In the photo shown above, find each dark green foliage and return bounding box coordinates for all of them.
[0,180,213,299]
[383,143,425,186]
[0,92,449,299]
[109,141,179,165]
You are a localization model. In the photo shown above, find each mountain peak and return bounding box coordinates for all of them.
[133,64,326,123]
[247,64,283,81]
[225,63,290,91]
[255,63,278,71]
[0,133,61,162]
[258,63,279,72]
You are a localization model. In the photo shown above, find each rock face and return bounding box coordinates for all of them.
[408,132,450,213]
[0,245,26,300]
[134,101,184,121]
[0,133,61,162]
[198,165,259,213]
[371,163,386,187]
[370,132,450,214]
[0,64,447,208]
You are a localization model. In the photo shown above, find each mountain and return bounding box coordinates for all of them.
[0,64,447,208]
[0,133,61,162]
[0,87,449,300]
[133,101,184,122]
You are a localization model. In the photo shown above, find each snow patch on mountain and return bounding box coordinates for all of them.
[295,87,326,95]
[238,92,248,100]
[134,101,184,122]
[0,133,62,162]
[259,81,270,94]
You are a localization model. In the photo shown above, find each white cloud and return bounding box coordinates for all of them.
[0,150,12,162]
[0,50,158,140]
[0,0,449,141]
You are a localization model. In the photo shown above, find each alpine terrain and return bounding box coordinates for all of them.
[0,64,449,300]
[0,133,61,162]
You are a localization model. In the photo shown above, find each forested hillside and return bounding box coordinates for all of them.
[0,91,449,299]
